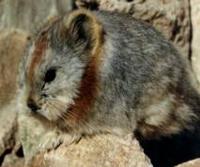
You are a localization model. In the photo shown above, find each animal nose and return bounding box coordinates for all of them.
[27,98,40,112]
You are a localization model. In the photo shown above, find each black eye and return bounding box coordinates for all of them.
[44,68,56,83]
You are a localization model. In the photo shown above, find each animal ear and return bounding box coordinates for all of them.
[63,9,103,53]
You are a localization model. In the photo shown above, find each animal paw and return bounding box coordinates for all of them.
[61,133,82,146]
[38,131,64,152]
[37,132,82,152]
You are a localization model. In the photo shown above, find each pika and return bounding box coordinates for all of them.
[20,9,200,140]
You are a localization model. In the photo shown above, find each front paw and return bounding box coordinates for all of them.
[37,132,82,152]
[38,132,63,152]
[61,133,82,146]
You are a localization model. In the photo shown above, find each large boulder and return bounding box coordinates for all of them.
[0,30,28,167]
[26,134,152,167]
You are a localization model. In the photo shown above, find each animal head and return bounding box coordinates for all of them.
[24,9,104,129]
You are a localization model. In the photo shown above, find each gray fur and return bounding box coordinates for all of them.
[20,10,200,139]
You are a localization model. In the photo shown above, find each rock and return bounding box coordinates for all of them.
[176,158,200,167]
[191,0,200,86]
[0,30,28,108]
[28,134,152,167]
[0,103,24,167]
[0,0,73,32]
[0,104,17,157]
[2,153,24,167]
[0,30,28,166]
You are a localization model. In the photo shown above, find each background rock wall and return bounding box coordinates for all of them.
[0,0,200,167]
[191,0,200,86]
[0,0,73,32]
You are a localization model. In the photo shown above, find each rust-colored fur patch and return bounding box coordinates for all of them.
[28,33,48,85]
[67,47,104,127]
[67,57,99,126]
[27,17,60,85]
[66,10,104,126]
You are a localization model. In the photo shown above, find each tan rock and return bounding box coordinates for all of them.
[0,30,28,157]
[28,134,152,167]
[191,0,200,86]
[0,104,16,156]
[176,158,200,167]
[2,153,24,167]
[0,30,28,166]
[0,30,28,108]
[0,0,73,32]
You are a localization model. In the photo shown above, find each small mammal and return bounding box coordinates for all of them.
[20,9,200,141]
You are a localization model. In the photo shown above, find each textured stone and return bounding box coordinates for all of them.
[191,0,200,86]
[28,134,152,167]
[0,30,28,167]
[0,31,28,159]
[2,153,24,167]
[0,104,17,157]
[0,30,28,108]
[0,0,73,32]
[176,158,200,167]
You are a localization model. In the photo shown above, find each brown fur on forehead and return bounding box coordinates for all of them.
[28,33,48,85]
[28,17,60,85]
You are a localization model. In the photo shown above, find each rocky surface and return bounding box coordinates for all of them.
[176,159,200,167]
[0,30,27,154]
[0,30,28,167]
[0,0,73,32]
[0,104,17,161]
[2,148,24,167]
[0,30,28,108]
[27,135,152,167]
[191,0,200,85]
[0,0,200,167]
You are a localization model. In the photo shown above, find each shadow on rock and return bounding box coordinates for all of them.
[136,128,200,167]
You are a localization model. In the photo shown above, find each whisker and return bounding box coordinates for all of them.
[44,99,93,132]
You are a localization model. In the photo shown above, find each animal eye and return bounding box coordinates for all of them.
[44,68,56,83]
